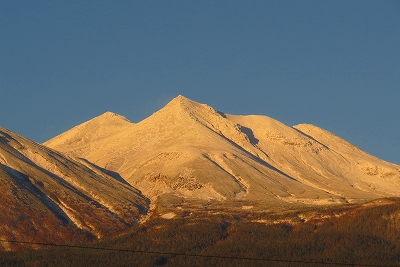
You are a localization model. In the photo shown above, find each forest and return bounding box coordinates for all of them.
[1,198,400,267]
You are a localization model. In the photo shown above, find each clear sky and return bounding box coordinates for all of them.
[1,1,399,164]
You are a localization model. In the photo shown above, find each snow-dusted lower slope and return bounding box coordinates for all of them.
[0,127,148,251]
[44,95,400,206]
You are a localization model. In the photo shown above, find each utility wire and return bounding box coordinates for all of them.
[0,239,399,267]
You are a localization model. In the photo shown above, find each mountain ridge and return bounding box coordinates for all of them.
[44,95,400,207]
[44,111,132,151]
[0,126,148,251]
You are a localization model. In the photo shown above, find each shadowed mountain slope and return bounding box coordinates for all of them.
[0,127,148,251]
[45,95,400,207]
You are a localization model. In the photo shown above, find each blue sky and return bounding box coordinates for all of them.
[1,1,399,164]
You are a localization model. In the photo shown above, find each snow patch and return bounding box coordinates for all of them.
[161,212,176,219]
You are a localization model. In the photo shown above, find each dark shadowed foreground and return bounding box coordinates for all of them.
[1,198,400,267]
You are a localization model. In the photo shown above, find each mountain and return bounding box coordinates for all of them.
[0,126,148,251]
[44,111,132,156]
[45,95,400,208]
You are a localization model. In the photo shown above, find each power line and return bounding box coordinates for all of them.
[0,239,399,267]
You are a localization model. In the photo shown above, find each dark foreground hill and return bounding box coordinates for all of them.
[1,198,400,267]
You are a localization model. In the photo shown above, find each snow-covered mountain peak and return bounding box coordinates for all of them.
[98,111,130,122]
[44,96,400,206]
[44,111,132,150]
[160,95,217,117]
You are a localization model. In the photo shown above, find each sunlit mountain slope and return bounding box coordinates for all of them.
[0,127,148,251]
[45,95,400,206]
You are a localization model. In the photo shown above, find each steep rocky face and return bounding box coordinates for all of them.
[0,127,149,251]
[44,95,400,206]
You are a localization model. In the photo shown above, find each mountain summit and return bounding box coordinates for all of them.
[45,111,131,151]
[45,95,400,208]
